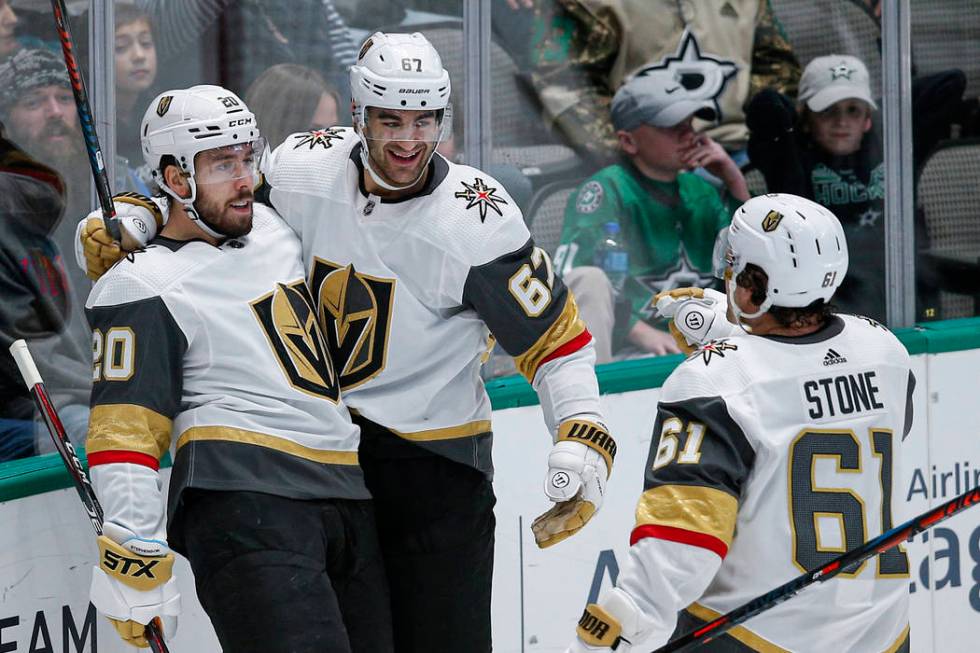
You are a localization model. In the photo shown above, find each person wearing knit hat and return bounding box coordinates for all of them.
[0,47,83,169]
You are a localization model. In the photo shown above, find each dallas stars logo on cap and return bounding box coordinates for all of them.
[292,128,345,150]
[455,177,508,222]
[829,63,855,81]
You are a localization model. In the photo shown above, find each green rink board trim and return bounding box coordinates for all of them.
[2,317,978,503]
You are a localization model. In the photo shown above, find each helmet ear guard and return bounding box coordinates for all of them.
[717,193,849,321]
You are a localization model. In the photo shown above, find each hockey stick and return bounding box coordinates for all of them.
[49,0,122,241]
[650,485,980,653]
[9,340,170,653]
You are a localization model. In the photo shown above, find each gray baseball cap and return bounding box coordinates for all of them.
[798,54,878,112]
[611,72,717,131]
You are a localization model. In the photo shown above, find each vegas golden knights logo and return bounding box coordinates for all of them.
[761,210,784,232]
[309,258,395,391]
[156,95,173,117]
[251,280,340,402]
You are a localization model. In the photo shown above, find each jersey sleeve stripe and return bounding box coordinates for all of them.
[629,524,729,559]
[87,404,173,462]
[87,450,161,471]
[513,293,588,381]
[634,484,738,551]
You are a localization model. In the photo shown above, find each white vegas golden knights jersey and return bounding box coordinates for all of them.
[85,204,368,540]
[626,314,913,652]
[262,128,597,474]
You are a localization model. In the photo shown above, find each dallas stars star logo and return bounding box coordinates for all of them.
[454,177,508,222]
[292,128,345,150]
[858,208,881,228]
[830,63,855,81]
[633,29,738,123]
[637,250,716,318]
[691,338,738,366]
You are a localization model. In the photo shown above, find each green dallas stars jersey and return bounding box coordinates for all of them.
[554,162,734,330]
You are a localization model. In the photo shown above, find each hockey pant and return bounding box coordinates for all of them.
[356,414,496,653]
[174,489,393,653]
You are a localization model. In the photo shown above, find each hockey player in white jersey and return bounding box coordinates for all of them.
[567,194,913,653]
[257,32,613,652]
[84,86,392,652]
[77,34,613,652]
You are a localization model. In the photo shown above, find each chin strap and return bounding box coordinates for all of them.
[725,275,766,331]
[159,179,227,241]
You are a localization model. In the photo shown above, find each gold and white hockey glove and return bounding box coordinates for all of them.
[566,589,644,653]
[533,419,615,548]
[75,192,167,280]
[90,522,180,648]
[653,287,740,354]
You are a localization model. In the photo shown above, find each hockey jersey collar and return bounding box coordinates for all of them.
[350,142,449,204]
[759,314,845,345]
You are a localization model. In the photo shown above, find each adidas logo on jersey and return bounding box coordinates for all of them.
[823,348,847,366]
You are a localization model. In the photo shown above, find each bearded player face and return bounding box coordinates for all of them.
[190,143,260,238]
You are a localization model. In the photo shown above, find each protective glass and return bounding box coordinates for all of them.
[194,139,265,185]
[359,105,452,145]
[711,226,734,280]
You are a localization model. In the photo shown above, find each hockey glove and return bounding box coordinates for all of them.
[566,588,644,653]
[90,522,180,648]
[76,193,167,280]
[653,287,740,354]
[533,420,614,548]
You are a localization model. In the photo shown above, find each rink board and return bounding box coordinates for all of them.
[1,332,979,651]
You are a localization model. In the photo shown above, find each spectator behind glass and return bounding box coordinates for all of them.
[0,122,90,460]
[746,54,966,322]
[137,0,357,96]
[527,0,800,169]
[0,0,17,61]
[114,3,157,166]
[554,70,748,363]
[244,63,339,150]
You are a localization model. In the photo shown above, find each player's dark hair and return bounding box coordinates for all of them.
[735,263,835,329]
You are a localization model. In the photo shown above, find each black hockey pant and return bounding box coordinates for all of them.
[176,489,393,653]
[356,415,496,653]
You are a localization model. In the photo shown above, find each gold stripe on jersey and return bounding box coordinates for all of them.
[513,293,587,381]
[883,625,910,653]
[635,484,737,549]
[685,603,790,653]
[391,419,493,442]
[176,426,359,465]
[87,404,173,460]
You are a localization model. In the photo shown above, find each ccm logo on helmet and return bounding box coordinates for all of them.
[397,88,430,94]
[228,118,253,127]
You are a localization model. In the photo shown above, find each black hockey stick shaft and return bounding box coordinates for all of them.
[652,485,980,653]
[49,0,122,240]
[9,340,170,653]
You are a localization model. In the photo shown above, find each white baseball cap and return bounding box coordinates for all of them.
[798,55,878,112]
[611,72,717,131]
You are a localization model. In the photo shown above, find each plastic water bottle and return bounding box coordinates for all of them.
[593,221,629,295]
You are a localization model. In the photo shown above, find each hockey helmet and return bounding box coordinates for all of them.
[713,193,849,320]
[141,85,264,237]
[349,32,452,190]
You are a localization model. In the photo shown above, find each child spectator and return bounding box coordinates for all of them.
[747,54,965,322]
[555,70,748,363]
[114,3,158,166]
